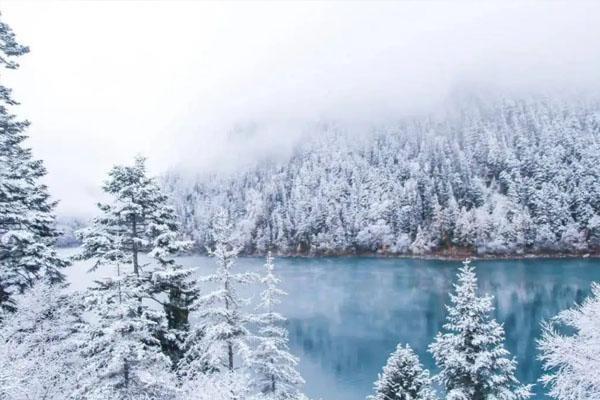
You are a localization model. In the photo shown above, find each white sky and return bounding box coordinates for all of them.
[1,1,600,217]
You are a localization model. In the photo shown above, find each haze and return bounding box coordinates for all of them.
[2,1,599,217]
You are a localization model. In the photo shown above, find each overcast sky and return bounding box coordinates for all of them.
[2,1,600,217]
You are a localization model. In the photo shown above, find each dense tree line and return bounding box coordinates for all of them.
[164,98,600,256]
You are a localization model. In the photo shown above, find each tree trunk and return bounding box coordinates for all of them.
[224,274,234,371]
[123,358,130,388]
[132,214,139,276]
[167,287,189,330]
[228,340,234,371]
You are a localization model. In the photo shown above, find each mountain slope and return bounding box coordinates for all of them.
[163,98,600,256]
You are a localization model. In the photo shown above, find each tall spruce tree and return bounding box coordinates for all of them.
[77,156,197,363]
[429,260,532,400]
[369,344,437,400]
[249,252,304,399]
[0,14,68,316]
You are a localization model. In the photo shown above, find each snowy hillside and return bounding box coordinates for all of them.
[163,98,600,257]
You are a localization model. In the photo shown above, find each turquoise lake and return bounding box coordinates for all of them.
[66,253,600,399]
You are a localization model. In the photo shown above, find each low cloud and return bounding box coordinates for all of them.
[2,1,600,216]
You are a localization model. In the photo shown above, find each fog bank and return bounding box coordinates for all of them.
[2,1,600,216]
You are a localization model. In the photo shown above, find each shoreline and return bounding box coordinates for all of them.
[57,245,600,261]
[229,252,600,261]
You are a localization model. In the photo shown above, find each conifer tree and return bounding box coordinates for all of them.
[77,156,197,364]
[538,282,600,400]
[0,14,68,316]
[369,344,437,400]
[0,281,85,400]
[429,260,532,400]
[180,208,255,376]
[75,274,178,400]
[77,156,170,276]
[249,252,304,399]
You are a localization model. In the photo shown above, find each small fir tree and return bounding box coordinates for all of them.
[249,252,305,399]
[180,208,255,376]
[429,260,532,400]
[369,343,437,400]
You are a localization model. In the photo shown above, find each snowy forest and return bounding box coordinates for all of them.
[2,5,600,400]
[163,99,600,257]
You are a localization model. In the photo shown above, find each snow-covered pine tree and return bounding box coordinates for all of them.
[538,282,600,400]
[428,259,532,400]
[0,281,85,400]
[0,14,68,317]
[180,208,255,376]
[75,274,178,400]
[249,252,304,399]
[77,156,171,276]
[369,343,437,400]
[77,156,197,362]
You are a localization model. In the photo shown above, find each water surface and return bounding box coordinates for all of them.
[66,253,600,399]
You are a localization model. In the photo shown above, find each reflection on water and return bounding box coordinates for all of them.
[231,257,600,400]
[65,251,600,400]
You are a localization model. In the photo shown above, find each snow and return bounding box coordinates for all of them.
[369,344,436,400]
[162,99,600,257]
[538,283,600,400]
[3,9,600,400]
